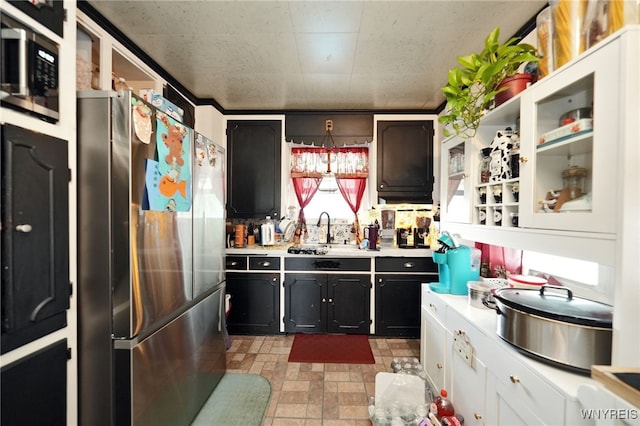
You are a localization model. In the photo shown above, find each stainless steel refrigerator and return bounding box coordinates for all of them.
[77,91,226,426]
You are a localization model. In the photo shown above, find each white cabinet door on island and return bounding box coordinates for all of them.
[421,285,599,426]
[420,289,450,394]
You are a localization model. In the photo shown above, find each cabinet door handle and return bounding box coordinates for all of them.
[509,375,520,383]
[474,413,482,420]
[272,277,278,282]
[437,363,443,369]
[259,261,271,267]
[519,156,528,163]
[322,298,327,303]
[379,184,384,189]
[328,298,333,303]
[403,262,415,268]
[15,224,32,233]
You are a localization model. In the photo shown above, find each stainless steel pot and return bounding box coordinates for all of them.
[467,281,495,309]
[493,285,613,373]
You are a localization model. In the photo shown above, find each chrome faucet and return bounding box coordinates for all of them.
[317,211,331,244]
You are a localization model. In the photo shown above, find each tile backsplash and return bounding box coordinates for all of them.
[229,203,437,247]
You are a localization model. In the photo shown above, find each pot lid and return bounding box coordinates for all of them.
[494,286,613,328]
[468,281,493,292]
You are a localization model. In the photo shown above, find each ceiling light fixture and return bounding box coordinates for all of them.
[318,119,339,192]
[320,119,335,174]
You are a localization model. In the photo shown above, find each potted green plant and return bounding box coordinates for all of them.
[439,27,539,138]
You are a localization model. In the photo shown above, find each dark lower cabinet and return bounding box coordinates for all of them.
[375,274,437,337]
[284,273,371,334]
[1,339,68,425]
[375,257,438,337]
[226,272,280,334]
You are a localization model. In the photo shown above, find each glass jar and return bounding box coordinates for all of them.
[562,166,588,199]
[479,147,492,183]
[510,212,519,227]
[609,0,640,34]
[537,6,554,78]
[551,0,587,68]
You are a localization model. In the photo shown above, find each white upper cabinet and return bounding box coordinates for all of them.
[439,26,639,266]
[518,38,620,234]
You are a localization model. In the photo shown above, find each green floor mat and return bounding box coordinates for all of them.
[190,373,271,426]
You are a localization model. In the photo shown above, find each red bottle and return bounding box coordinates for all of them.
[435,389,455,418]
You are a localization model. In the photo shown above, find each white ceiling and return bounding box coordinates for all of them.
[84,0,547,112]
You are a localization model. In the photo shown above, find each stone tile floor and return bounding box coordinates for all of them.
[225,334,420,425]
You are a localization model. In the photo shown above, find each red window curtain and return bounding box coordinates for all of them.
[335,176,367,242]
[290,144,369,242]
[291,176,322,239]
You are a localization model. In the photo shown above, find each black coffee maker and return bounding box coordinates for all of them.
[415,228,428,247]
[396,228,412,247]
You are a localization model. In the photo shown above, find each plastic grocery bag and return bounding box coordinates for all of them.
[375,372,425,409]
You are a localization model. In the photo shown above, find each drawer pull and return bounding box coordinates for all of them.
[403,262,415,268]
[474,413,482,420]
[437,363,443,369]
[258,261,271,267]
[16,224,33,233]
[509,375,520,383]
[228,261,238,266]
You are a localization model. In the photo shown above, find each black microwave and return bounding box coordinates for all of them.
[1,12,59,122]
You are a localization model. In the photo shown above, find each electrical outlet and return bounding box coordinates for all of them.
[453,330,474,368]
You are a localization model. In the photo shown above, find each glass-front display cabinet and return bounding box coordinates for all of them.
[441,136,472,224]
[518,37,619,235]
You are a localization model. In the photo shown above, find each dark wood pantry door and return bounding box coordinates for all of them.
[1,124,70,353]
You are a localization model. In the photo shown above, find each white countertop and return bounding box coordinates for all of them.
[226,245,433,257]
[423,287,597,400]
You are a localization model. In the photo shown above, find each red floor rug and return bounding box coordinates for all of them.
[287,333,375,364]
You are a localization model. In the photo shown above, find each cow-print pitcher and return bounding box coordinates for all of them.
[489,128,515,182]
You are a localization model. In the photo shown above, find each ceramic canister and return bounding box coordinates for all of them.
[234,224,246,247]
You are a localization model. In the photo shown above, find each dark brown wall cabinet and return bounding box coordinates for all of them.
[226,120,281,219]
[285,113,373,145]
[1,124,70,354]
[377,120,435,203]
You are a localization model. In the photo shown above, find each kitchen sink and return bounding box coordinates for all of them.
[287,243,362,255]
[287,245,329,255]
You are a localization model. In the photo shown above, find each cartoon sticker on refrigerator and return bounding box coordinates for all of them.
[195,133,218,168]
[143,112,192,211]
[195,134,207,167]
